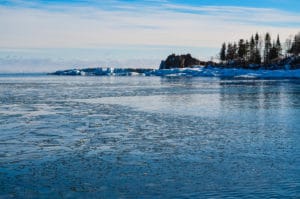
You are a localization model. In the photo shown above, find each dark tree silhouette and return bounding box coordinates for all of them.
[226,43,234,60]
[276,35,282,57]
[245,40,250,61]
[233,43,238,60]
[264,33,272,64]
[249,36,255,63]
[269,43,279,61]
[218,32,299,68]
[290,32,300,55]
[220,43,226,62]
[238,39,246,60]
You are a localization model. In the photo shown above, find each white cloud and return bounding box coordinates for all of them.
[0,2,299,71]
[164,4,300,24]
[0,3,299,49]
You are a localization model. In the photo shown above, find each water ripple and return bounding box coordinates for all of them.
[0,76,299,198]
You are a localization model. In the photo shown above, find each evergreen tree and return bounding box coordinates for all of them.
[285,36,293,56]
[253,33,262,63]
[255,33,260,49]
[226,43,234,60]
[217,32,296,66]
[233,42,238,59]
[264,33,272,64]
[238,39,246,59]
[245,40,250,61]
[220,43,226,62]
[290,32,300,55]
[276,35,282,57]
[249,36,255,62]
[269,42,279,61]
[254,49,262,64]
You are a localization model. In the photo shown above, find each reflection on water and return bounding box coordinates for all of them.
[0,75,299,198]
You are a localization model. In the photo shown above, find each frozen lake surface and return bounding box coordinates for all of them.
[0,74,299,198]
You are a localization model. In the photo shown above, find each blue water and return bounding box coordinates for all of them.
[0,75,299,198]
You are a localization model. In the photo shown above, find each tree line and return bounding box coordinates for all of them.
[219,32,300,65]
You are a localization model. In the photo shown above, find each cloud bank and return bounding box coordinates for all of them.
[0,0,299,72]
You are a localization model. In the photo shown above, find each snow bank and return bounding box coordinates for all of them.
[146,67,300,79]
[51,67,300,79]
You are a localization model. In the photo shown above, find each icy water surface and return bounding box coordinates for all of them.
[0,74,299,198]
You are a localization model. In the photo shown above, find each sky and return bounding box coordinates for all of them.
[0,0,300,72]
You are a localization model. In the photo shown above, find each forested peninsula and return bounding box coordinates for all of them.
[51,32,300,77]
[160,32,300,70]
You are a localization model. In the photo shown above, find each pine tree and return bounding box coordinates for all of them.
[226,43,234,60]
[276,35,282,57]
[233,43,238,59]
[254,49,261,64]
[253,33,262,63]
[255,33,260,49]
[296,33,300,55]
[264,33,272,64]
[269,42,278,61]
[285,36,293,56]
[290,32,300,55]
[226,43,238,61]
[217,32,292,66]
[220,43,226,62]
[238,39,246,60]
[249,36,255,63]
[245,40,250,61]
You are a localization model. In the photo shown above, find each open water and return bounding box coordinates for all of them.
[0,74,299,198]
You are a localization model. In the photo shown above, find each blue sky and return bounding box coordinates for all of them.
[0,0,299,72]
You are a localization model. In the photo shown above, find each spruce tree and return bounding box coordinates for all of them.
[254,49,262,64]
[285,37,293,56]
[290,32,300,55]
[249,36,255,63]
[238,39,246,60]
[233,43,238,59]
[226,43,237,61]
[296,33,300,55]
[255,33,260,48]
[253,33,262,64]
[226,43,233,60]
[255,33,261,54]
[245,40,250,61]
[264,33,272,64]
[276,35,282,57]
[269,42,278,61]
[220,43,227,62]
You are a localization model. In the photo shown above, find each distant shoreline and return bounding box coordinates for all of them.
[0,72,47,76]
[47,66,300,79]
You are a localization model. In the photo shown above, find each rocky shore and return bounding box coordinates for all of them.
[49,54,300,78]
[159,54,300,70]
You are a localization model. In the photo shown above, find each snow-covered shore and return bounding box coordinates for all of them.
[147,67,300,78]
[50,66,300,79]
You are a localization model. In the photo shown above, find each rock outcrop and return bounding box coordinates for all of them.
[159,54,204,69]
